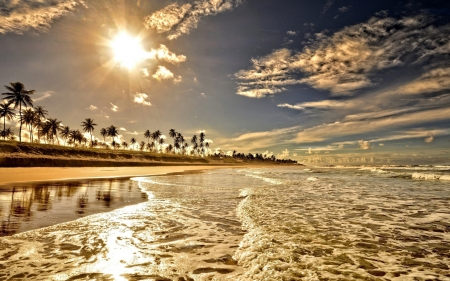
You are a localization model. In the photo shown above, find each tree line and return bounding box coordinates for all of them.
[1,82,297,162]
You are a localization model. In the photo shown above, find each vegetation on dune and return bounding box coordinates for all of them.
[0,82,297,164]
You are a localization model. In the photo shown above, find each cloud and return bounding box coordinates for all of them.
[144,0,243,40]
[379,143,385,146]
[287,31,297,36]
[425,132,434,143]
[277,149,290,159]
[148,45,186,64]
[153,66,174,80]
[110,102,118,112]
[120,127,127,131]
[322,0,334,14]
[338,6,351,13]
[33,91,54,102]
[141,68,150,77]
[235,14,450,97]
[0,0,85,34]
[278,100,351,110]
[88,105,97,110]
[294,107,450,143]
[358,140,372,150]
[133,93,152,106]
[201,93,206,97]
[387,67,450,95]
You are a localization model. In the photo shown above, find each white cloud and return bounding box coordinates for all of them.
[201,93,206,97]
[120,127,127,131]
[358,140,372,150]
[278,100,351,110]
[144,0,243,40]
[235,14,450,97]
[0,0,85,34]
[287,31,297,36]
[425,132,434,143]
[277,149,290,159]
[110,103,118,112]
[387,67,450,95]
[141,68,150,77]
[294,107,450,143]
[148,45,186,64]
[33,91,54,102]
[133,93,152,106]
[88,105,97,110]
[174,75,183,84]
[379,143,385,146]
[153,66,174,80]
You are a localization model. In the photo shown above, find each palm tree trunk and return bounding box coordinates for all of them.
[19,103,22,142]
[3,116,6,140]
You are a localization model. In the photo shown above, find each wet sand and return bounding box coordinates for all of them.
[0,166,232,186]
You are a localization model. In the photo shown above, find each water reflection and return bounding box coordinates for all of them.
[0,178,148,236]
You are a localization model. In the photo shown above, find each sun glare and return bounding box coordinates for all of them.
[110,33,147,70]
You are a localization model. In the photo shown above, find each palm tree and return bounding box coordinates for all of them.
[191,135,198,155]
[21,108,35,142]
[151,130,161,151]
[70,129,83,145]
[199,132,205,156]
[159,138,165,153]
[166,144,173,154]
[60,126,71,146]
[122,141,128,149]
[169,129,177,152]
[81,118,97,146]
[144,130,151,145]
[107,125,119,148]
[100,128,107,142]
[130,137,137,150]
[140,141,145,151]
[46,118,62,145]
[0,102,15,140]
[1,82,35,142]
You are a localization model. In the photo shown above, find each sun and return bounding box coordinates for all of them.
[110,33,147,70]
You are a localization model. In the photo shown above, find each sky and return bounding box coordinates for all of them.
[1,0,450,165]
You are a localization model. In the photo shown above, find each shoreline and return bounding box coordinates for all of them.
[0,165,235,186]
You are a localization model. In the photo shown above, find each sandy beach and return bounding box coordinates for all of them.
[0,166,231,186]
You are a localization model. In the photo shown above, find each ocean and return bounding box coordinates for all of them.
[0,166,449,280]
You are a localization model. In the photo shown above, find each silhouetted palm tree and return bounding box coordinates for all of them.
[191,135,198,155]
[21,108,35,142]
[100,128,107,142]
[60,126,71,146]
[151,130,162,151]
[159,138,165,152]
[144,130,151,145]
[0,102,15,140]
[122,141,128,149]
[107,125,119,148]
[140,141,145,151]
[199,132,206,156]
[130,137,137,150]
[46,118,62,145]
[70,129,83,145]
[1,82,35,142]
[81,118,97,146]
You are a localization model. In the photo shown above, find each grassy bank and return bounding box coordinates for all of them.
[0,141,216,167]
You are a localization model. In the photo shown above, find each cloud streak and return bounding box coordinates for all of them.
[0,0,85,34]
[144,0,243,40]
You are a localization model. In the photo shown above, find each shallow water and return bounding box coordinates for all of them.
[0,178,148,236]
[0,166,449,280]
